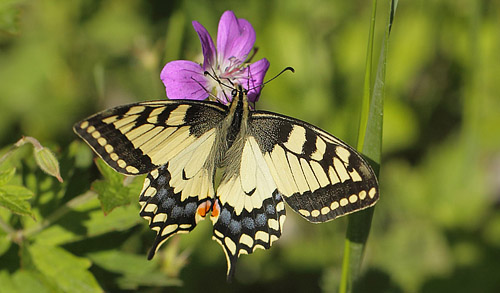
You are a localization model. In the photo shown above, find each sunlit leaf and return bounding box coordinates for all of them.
[8,270,51,293]
[28,243,102,293]
[0,233,11,258]
[0,270,17,293]
[0,168,15,186]
[0,185,34,217]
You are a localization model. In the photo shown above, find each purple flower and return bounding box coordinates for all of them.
[160,11,270,104]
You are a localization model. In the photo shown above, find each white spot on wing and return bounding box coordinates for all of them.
[299,209,310,217]
[283,126,306,154]
[310,161,329,187]
[224,237,237,255]
[287,152,309,194]
[336,146,351,163]
[311,137,326,161]
[167,105,189,125]
[333,157,350,182]
[300,158,320,192]
[162,224,178,236]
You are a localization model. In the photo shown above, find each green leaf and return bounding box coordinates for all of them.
[84,203,141,236]
[28,243,102,293]
[32,224,82,246]
[0,270,17,293]
[8,270,51,293]
[92,159,143,214]
[0,168,15,186]
[0,0,22,34]
[0,233,11,257]
[0,185,34,217]
[88,250,182,289]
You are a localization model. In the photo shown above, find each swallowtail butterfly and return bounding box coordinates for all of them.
[74,85,379,278]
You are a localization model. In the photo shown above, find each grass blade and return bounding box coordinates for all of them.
[339,1,397,292]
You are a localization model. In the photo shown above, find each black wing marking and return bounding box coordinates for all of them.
[249,111,379,223]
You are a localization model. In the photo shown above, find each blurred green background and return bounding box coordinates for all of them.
[1,0,499,292]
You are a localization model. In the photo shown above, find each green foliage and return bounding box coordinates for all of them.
[1,0,499,292]
[0,138,181,291]
[27,243,101,292]
[0,0,22,35]
[0,183,34,218]
[92,159,143,214]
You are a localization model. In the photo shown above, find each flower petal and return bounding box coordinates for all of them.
[241,58,270,102]
[217,11,256,67]
[192,21,216,70]
[160,60,209,100]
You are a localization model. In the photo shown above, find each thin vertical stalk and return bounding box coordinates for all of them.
[339,1,397,292]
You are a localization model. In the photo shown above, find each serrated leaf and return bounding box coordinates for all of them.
[0,168,15,186]
[92,159,142,214]
[28,243,102,293]
[0,185,34,217]
[92,180,132,213]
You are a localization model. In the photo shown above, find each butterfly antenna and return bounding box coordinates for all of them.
[203,70,237,103]
[264,66,295,85]
[190,76,219,101]
[245,66,295,93]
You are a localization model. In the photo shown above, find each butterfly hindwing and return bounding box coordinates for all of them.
[139,164,215,259]
[249,111,379,223]
[213,136,286,278]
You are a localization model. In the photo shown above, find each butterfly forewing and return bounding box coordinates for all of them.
[248,111,379,223]
[73,100,227,175]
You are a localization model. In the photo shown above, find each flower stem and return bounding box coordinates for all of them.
[23,191,96,238]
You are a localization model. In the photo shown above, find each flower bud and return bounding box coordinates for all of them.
[34,147,63,182]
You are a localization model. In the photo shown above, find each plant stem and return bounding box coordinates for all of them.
[23,191,96,238]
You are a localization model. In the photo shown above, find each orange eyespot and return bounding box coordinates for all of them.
[211,199,220,218]
[196,201,211,217]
